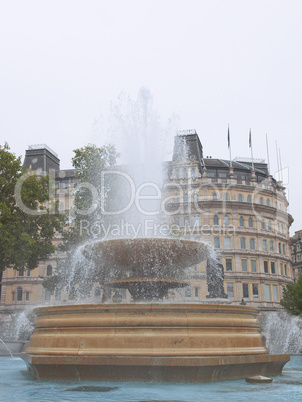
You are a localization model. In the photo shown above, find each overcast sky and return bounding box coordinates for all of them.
[0,0,301,233]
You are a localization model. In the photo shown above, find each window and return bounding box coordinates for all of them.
[184,216,190,227]
[173,194,179,203]
[268,220,272,231]
[213,215,219,226]
[278,242,281,254]
[269,240,274,252]
[194,215,201,227]
[26,269,31,277]
[247,195,252,203]
[238,194,243,202]
[25,292,30,302]
[242,283,249,298]
[265,284,271,300]
[222,193,229,201]
[46,265,52,276]
[248,217,253,228]
[280,263,283,275]
[45,290,51,302]
[12,292,15,302]
[194,287,199,298]
[183,193,188,203]
[249,238,255,250]
[284,265,287,276]
[227,283,234,298]
[240,237,246,249]
[252,284,259,298]
[183,168,188,179]
[239,216,244,227]
[260,196,264,205]
[193,192,199,202]
[18,269,24,277]
[224,237,231,249]
[173,217,180,227]
[191,169,196,179]
[272,285,278,301]
[271,262,276,274]
[212,192,218,201]
[241,259,248,272]
[226,259,232,271]
[251,260,257,273]
[17,287,23,302]
[261,219,266,230]
[266,198,271,206]
[223,215,230,226]
[264,261,269,274]
[185,286,192,297]
[214,236,221,249]
[94,287,101,300]
[283,244,286,255]
[262,239,267,252]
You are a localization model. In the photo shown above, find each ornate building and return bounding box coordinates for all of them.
[290,230,302,280]
[0,133,295,311]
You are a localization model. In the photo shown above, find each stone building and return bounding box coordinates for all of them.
[290,230,302,280]
[0,132,295,311]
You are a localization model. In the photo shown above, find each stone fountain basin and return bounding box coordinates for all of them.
[81,238,209,274]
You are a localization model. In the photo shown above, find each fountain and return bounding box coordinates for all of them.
[21,236,290,381]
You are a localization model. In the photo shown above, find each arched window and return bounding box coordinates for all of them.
[266,198,271,206]
[238,194,243,202]
[17,287,23,302]
[248,217,253,228]
[249,238,256,250]
[268,220,272,231]
[239,216,244,227]
[240,237,246,249]
[223,215,230,226]
[262,219,266,230]
[278,242,281,254]
[94,287,101,300]
[46,265,52,276]
[260,196,264,205]
[213,215,219,226]
[247,195,252,203]
[222,193,229,201]
[212,192,218,201]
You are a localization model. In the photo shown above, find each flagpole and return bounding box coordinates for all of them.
[266,133,270,175]
[228,125,232,168]
[249,128,254,171]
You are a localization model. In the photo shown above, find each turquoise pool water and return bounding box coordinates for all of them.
[0,356,301,401]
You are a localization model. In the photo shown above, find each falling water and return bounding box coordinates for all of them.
[0,339,13,357]
[260,311,302,353]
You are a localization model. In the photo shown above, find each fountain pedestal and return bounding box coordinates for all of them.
[22,303,289,381]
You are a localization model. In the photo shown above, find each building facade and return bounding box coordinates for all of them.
[0,133,295,311]
[290,230,302,280]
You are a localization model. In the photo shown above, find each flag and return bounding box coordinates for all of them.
[249,129,252,148]
[227,126,230,148]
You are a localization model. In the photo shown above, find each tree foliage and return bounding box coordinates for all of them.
[0,143,64,274]
[280,277,302,315]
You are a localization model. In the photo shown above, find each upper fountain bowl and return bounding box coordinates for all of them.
[81,237,209,274]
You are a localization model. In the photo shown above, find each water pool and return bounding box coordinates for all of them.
[0,356,301,401]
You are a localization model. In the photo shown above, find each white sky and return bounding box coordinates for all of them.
[0,0,301,233]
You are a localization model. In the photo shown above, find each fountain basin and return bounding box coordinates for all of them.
[22,303,289,381]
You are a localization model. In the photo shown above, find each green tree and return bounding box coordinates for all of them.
[0,144,64,294]
[280,276,302,315]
